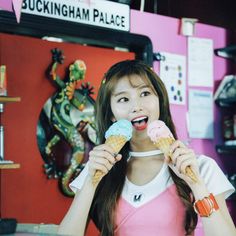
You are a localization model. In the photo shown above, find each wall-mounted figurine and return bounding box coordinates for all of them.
[37,48,97,197]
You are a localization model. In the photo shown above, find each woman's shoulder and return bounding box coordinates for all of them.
[197,154,215,161]
[196,154,235,198]
[196,154,217,166]
[196,154,221,176]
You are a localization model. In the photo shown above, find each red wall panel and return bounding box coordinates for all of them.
[0,33,134,234]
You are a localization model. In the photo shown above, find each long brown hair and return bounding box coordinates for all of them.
[89,60,197,235]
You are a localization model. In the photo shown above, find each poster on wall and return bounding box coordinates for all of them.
[160,52,186,105]
[188,37,213,87]
[188,89,214,139]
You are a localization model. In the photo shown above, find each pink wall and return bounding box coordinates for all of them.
[0,33,133,231]
[130,10,235,220]
[1,9,235,231]
[130,10,231,164]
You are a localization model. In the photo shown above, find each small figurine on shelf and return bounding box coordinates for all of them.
[222,114,236,146]
[0,65,7,161]
[0,65,7,96]
[223,115,235,141]
[214,75,236,101]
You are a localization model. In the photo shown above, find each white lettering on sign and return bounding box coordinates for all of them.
[21,0,130,31]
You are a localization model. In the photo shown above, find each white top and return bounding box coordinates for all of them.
[70,155,235,207]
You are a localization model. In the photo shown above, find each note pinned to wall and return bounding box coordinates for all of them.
[188,89,214,139]
[160,52,186,105]
[188,37,213,87]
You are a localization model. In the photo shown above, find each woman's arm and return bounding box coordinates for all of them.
[191,181,236,236]
[57,176,96,236]
[57,143,120,236]
[168,140,236,236]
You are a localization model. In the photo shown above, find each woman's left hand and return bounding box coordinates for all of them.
[165,140,201,186]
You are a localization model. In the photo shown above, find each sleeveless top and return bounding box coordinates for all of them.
[70,155,235,236]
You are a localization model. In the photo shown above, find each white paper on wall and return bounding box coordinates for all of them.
[160,52,186,105]
[188,37,213,87]
[188,89,214,139]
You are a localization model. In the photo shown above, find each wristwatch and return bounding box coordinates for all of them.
[193,193,219,217]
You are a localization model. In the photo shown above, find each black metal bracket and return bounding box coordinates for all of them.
[153,52,165,61]
[214,45,236,62]
[0,11,153,66]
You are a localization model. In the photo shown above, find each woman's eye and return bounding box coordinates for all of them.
[141,91,151,97]
[117,97,128,103]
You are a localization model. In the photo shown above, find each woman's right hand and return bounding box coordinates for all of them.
[87,144,122,182]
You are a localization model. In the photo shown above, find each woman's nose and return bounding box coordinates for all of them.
[132,100,143,113]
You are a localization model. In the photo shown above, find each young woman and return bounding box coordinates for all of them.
[58,60,236,236]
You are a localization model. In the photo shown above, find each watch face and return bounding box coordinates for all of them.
[193,195,215,217]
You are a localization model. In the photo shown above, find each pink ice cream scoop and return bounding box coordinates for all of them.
[147,120,174,143]
[147,120,198,183]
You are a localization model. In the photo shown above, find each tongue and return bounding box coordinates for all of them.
[133,120,147,131]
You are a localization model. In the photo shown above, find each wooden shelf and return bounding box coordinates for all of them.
[228,192,236,201]
[0,96,21,103]
[216,145,236,154]
[0,163,20,169]
[215,97,236,107]
[214,45,236,61]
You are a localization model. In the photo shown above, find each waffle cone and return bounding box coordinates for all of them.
[185,167,198,183]
[92,135,127,185]
[105,135,127,153]
[154,137,175,155]
[154,137,198,183]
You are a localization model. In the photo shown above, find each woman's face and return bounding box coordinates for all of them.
[110,75,160,133]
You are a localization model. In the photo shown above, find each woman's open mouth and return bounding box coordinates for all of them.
[131,116,148,130]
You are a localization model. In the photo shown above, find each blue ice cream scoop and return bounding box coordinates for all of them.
[105,119,133,140]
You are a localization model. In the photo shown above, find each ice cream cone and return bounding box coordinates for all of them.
[154,137,175,156]
[148,120,198,183]
[105,135,128,154]
[92,119,132,186]
[92,135,127,185]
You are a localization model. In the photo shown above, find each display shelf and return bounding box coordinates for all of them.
[215,96,236,155]
[0,96,21,161]
[216,145,236,154]
[0,163,20,169]
[215,97,236,107]
[0,96,21,103]
[228,192,236,201]
[214,45,236,60]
